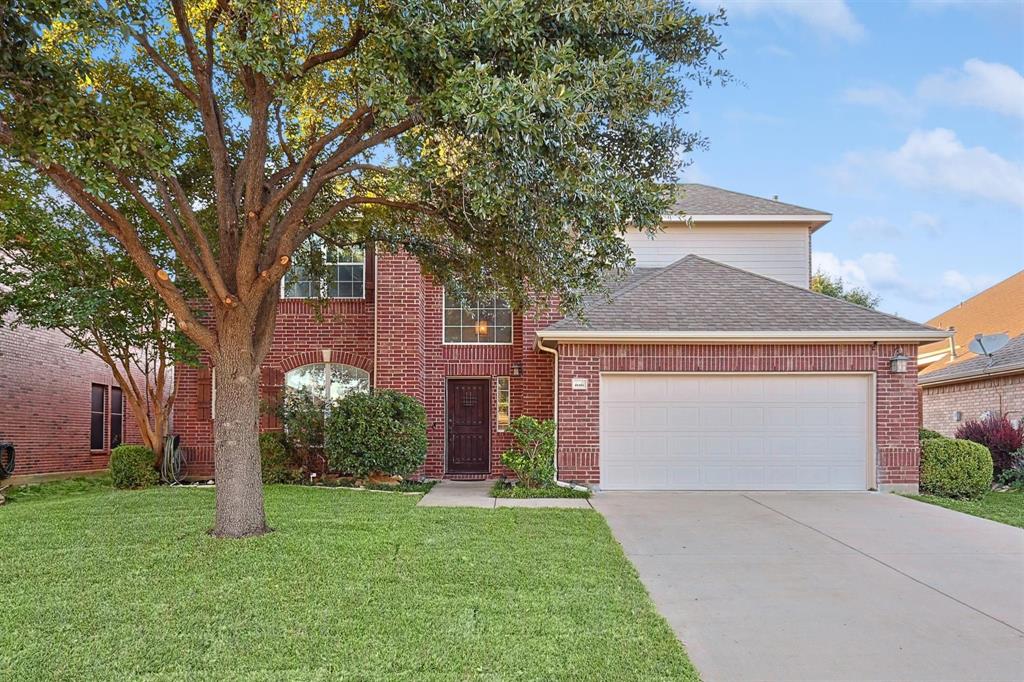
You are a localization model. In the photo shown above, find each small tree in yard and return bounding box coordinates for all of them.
[0,168,197,458]
[0,0,727,537]
[501,417,557,488]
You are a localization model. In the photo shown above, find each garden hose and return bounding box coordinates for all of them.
[161,435,185,484]
[0,443,14,479]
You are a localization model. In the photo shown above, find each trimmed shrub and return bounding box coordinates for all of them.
[279,389,329,469]
[920,438,993,499]
[996,447,1024,490]
[955,414,1024,474]
[109,445,159,489]
[919,428,943,442]
[325,390,427,478]
[500,416,557,488]
[260,433,301,484]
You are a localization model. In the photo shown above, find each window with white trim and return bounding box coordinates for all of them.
[284,363,370,402]
[495,377,510,431]
[443,292,513,344]
[282,237,365,299]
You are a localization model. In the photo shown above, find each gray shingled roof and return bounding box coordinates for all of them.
[544,255,943,336]
[919,333,1024,385]
[668,184,828,217]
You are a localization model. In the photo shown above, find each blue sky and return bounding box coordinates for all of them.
[683,0,1024,322]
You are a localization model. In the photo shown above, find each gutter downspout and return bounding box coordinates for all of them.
[537,337,590,492]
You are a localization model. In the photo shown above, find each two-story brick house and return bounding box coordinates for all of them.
[174,184,947,492]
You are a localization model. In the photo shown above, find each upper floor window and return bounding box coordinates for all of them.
[282,238,365,299]
[284,363,370,402]
[443,292,513,344]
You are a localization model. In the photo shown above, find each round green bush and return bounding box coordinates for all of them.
[109,445,159,489]
[919,428,943,442]
[260,432,300,484]
[920,438,993,499]
[325,390,427,478]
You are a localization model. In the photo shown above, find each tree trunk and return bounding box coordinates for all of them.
[211,339,269,538]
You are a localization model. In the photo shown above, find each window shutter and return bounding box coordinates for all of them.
[196,367,213,421]
[260,367,285,431]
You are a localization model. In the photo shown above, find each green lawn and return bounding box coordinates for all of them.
[0,485,697,681]
[907,491,1024,528]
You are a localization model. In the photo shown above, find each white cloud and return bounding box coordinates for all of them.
[844,60,1024,119]
[842,86,922,119]
[759,44,794,58]
[909,211,942,237]
[941,269,1000,296]
[695,0,865,42]
[813,250,998,307]
[833,128,1024,207]
[917,59,1024,119]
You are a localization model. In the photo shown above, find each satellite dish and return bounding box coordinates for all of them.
[968,333,1009,357]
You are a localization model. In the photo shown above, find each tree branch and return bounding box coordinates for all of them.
[297,22,367,76]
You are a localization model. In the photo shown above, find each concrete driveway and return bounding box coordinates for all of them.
[593,492,1024,682]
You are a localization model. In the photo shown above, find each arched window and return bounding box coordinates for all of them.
[284,363,370,402]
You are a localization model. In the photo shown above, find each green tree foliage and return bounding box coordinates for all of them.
[0,0,727,536]
[810,269,880,309]
[0,167,197,455]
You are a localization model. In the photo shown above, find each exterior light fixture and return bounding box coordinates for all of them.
[475,319,489,336]
[510,362,523,377]
[890,349,910,374]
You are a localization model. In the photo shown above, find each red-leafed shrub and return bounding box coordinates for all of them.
[955,414,1024,474]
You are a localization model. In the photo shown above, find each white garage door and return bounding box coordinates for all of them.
[600,374,872,491]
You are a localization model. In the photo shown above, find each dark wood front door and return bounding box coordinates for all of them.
[446,379,490,474]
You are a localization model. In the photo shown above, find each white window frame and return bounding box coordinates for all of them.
[442,290,514,345]
[495,376,511,432]
[283,363,370,403]
[280,238,366,300]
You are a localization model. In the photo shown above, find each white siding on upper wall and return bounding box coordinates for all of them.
[624,222,811,288]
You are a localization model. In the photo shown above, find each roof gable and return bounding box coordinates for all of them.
[543,255,945,340]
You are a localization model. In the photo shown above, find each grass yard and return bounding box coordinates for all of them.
[0,485,697,681]
[908,491,1024,528]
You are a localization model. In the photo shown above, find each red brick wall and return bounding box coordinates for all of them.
[174,294,376,478]
[0,322,144,477]
[922,373,1024,436]
[174,249,556,479]
[554,342,921,489]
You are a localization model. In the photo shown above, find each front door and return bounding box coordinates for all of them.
[446,378,491,474]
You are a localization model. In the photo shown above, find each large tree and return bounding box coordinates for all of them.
[0,166,197,457]
[810,269,880,309]
[0,0,727,537]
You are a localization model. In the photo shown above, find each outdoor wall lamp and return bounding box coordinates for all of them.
[890,349,910,374]
[510,362,524,377]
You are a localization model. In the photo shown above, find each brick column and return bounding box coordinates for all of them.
[373,249,425,401]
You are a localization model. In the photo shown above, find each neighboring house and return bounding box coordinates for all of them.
[0,320,140,479]
[919,271,1024,436]
[175,184,947,492]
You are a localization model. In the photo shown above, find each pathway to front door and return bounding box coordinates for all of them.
[446,378,490,475]
[594,492,1024,682]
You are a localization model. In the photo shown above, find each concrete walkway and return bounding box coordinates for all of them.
[417,480,592,509]
[594,491,1024,682]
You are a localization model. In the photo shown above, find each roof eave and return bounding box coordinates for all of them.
[919,361,1024,387]
[661,214,833,231]
[537,329,952,343]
